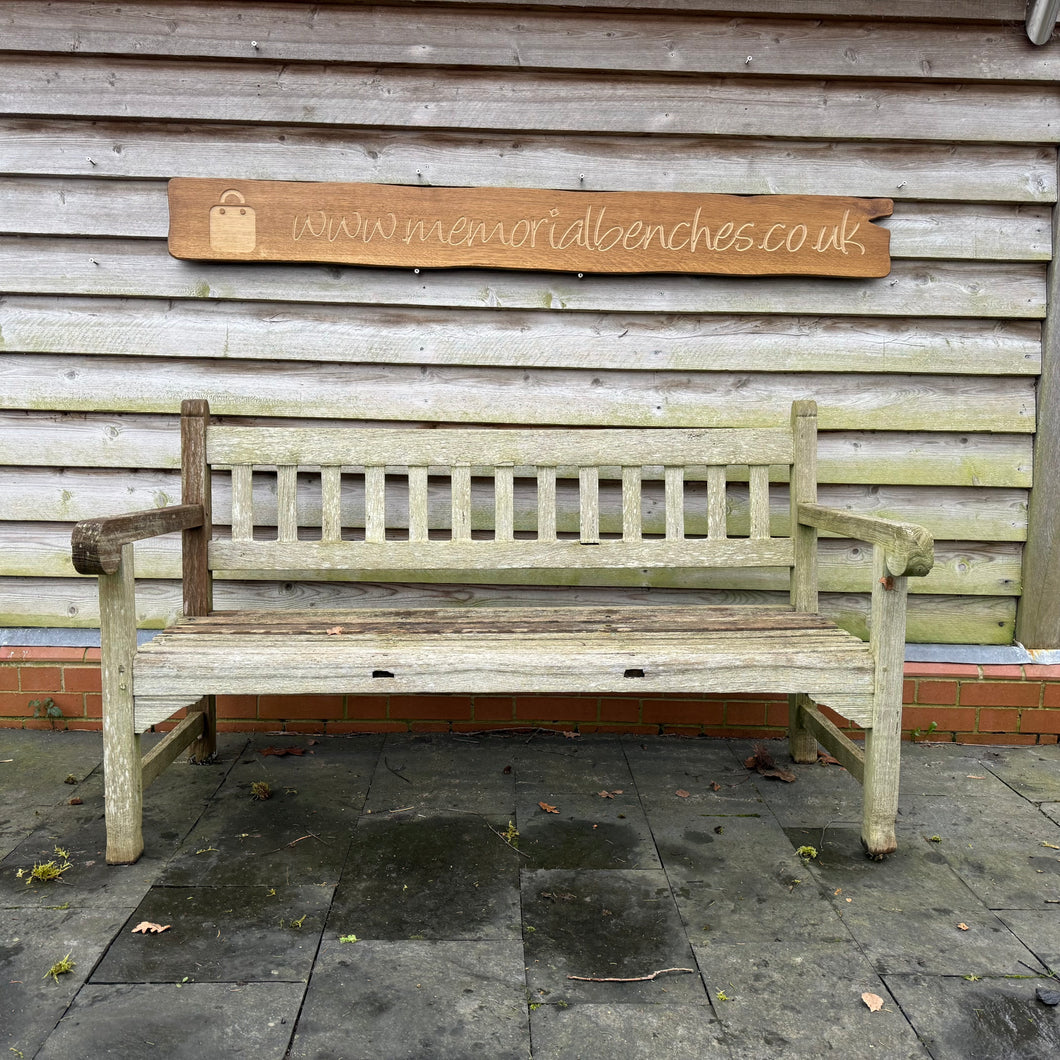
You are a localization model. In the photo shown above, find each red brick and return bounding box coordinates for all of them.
[343,695,390,720]
[982,665,1025,679]
[766,701,791,727]
[661,724,706,737]
[63,666,102,693]
[578,723,656,734]
[904,662,980,678]
[84,648,102,662]
[0,691,74,717]
[284,721,328,734]
[2,647,85,662]
[65,720,101,731]
[599,697,642,723]
[903,706,976,733]
[0,719,24,729]
[642,699,724,726]
[410,721,452,732]
[472,696,516,722]
[1018,709,1060,735]
[389,695,473,721]
[976,708,1020,733]
[258,694,344,720]
[915,680,959,706]
[816,703,853,729]
[216,720,278,733]
[1044,684,1060,709]
[326,720,407,734]
[902,679,915,703]
[0,667,19,691]
[957,732,1038,746]
[20,667,62,692]
[960,681,1041,708]
[725,701,765,726]
[215,695,260,720]
[1024,665,1060,680]
[1039,733,1059,745]
[85,693,102,718]
[514,696,598,722]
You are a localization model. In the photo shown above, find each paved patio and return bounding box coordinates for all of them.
[2,728,1060,1058]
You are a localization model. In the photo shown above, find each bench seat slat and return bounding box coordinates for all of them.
[207,426,794,468]
[208,539,795,572]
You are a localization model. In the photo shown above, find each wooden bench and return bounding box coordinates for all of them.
[72,398,933,865]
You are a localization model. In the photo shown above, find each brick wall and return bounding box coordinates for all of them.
[2,647,1058,744]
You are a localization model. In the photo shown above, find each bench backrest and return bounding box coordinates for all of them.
[180,399,820,609]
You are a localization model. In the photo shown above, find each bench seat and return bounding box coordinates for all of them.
[131,605,876,728]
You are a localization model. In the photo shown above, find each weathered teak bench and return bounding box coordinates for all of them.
[73,399,933,865]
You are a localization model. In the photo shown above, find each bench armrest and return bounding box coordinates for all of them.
[72,504,205,576]
[796,502,934,578]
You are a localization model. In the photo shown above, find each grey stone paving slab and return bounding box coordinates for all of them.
[530,1002,731,1059]
[996,909,1060,973]
[364,732,516,814]
[327,812,521,941]
[0,906,128,1058]
[622,736,753,800]
[522,868,707,1005]
[516,791,661,870]
[0,730,102,826]
[976,746,1060,803]
[884,972,1060,1060]
[288,939,528,1060]
[34,982,303,1060]
[1043,802,1060,827]
[91,883,331,983]
[696,939,932,1058]
[900,744,1017,797]
[514,733,633,792]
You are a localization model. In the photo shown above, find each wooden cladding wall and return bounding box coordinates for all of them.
[0,0,1055,645]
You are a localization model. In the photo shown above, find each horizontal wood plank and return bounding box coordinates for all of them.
[3,4,1051,81]
[2,525,1023,596]
[0,297,1042,376]
[0,576,1017,644]
[0,354,1037,432]
[4,57,1058,143]
[6,121,1053,203]
[0,239,1043,318]
[5,179,1050,262]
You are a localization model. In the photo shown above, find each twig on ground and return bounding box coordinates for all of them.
[567,967,695,983]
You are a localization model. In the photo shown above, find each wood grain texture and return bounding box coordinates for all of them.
[4,56,1058,143]
[6,122,1052,202]
[0,297,1042,376]
[3,4,1050,81]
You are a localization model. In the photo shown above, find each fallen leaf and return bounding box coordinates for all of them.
[325,626,344,635]
[817,751,841,767]
[675,789,691,799]
[834,888,843,896]
[259,746,305,757]
[966,775,986,780]
[957,923,970,931]
[710,781,721,792]
[538,801,559,814]
[598,790,615,799]
[1042,842,1060,850]
[67,797,83,806]
[562,731,580,739]
[861,992,884,1012]
[132,922,171,934]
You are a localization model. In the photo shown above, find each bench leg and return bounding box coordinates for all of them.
[788,693,819,763]
[861,717,900,860]
[188,694,216,762]
[99,555,144,864]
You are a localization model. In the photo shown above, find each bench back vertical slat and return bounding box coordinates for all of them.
[321,465,342,542]
[408,466,430,542]
[537,467,557,541]
[622,466,642,542]
[231,463,254,543]
[365,466,387,543]
[706,465,727,540]
[579,467,600,543]
[664,466,684,541]
[495,465,515,542]
[180,399,212,616]
[452,464,472,541]
[277,466,298,543]
[749,464,771,540]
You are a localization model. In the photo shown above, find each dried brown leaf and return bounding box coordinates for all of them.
[957,922,970,931]
[132,921,171,935]
[675,789,691,799]
[259,746,305,757]
[538,801,559,814]
[710,781,721,792]
[861,992,884,1012]
[598,790,615,799]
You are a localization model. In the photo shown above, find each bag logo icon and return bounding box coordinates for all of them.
[209,189,256,253]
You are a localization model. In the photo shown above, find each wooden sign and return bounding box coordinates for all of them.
[168,178,891,278]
